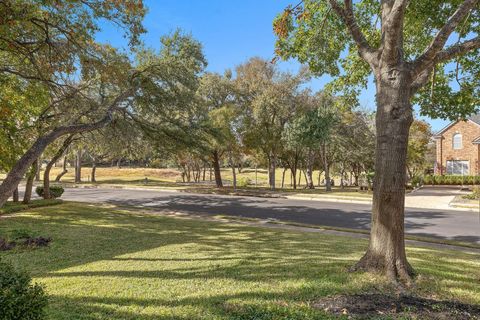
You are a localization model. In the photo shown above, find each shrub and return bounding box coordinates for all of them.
[411,175,423,188]
[237,177,251,188]
[35,186,64,198]
[463,186,480,200]
[0,259,48,320]
[425,175,480,185]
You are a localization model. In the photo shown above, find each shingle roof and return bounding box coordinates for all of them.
[469,114,480,126]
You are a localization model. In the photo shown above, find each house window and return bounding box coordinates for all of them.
[446,160,469,175]
[453,133,462,149]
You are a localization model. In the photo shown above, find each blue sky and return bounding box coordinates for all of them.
[96,0,449,132]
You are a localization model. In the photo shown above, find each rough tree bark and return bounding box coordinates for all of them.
[352,75,414,283]
[55,156,68,182]
[44,135,74,199]
[12,187,19,203]
[0,94,124,207]
[211,150,223,188]
[23,159,39,204]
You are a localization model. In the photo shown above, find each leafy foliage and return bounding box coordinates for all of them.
[0,259,48,320]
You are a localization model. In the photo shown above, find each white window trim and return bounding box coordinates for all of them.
[452,133,463,150]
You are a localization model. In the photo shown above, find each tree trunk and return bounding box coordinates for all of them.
[322,143,332,192]
[12,187,19,203]
[44,135,74,199]
[305,150,315,189]
[55,156,68,182]
[297,168,302,187]
[202,164,206,181]
[352,80,414,283]
[23,159,38,204]
[281,168,287,188]
[35,158,41,181]
[0,107,116,207]
[75,149,82,183]
[91,160,97,183]
[268,153,276,191]
[212,150,223,188]
[230,156,237,191]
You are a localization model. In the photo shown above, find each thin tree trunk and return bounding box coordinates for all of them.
[202,164,206,181]
[35,158,41,181]
[75,149,82,183]
[297,168,301,187]
[352,81,414,283]
[91,160,97,183]
[322,143,332,192]
[23,159,38,204]
[230,156,237,191]
[55,156,68,182]
[268,153,276,191]
[281,168,287,189]
[305,150,315,189]
[12,187,19,203]
[212,150,223,188]
[44,135,74,199]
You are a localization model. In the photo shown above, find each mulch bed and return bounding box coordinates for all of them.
[0,236,52,251]
[314,294,480,319]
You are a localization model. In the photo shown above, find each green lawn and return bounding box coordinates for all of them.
[0,203,479,319]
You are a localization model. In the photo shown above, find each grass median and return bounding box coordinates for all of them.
[0,202,478,319]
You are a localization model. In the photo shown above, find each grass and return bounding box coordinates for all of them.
[0,203,479,319]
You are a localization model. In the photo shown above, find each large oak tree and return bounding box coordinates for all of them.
[274,0,480,283]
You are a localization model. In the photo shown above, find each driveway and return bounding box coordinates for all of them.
[405,185,469,210]
[56,187,480,245]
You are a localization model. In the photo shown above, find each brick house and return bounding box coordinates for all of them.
[434,115,480,175]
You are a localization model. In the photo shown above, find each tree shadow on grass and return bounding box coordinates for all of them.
[0,203,479,319]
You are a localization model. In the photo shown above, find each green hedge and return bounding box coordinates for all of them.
[423,175,480,185]
[35,186,64,198]
[0,259,48,320]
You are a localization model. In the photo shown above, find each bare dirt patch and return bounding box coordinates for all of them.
[314,294,480,319]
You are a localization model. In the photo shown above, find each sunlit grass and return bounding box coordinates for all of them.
[1,203,478,319]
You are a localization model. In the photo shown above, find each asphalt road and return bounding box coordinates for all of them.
[58,187,480,245]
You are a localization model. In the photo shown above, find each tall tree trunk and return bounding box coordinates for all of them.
[202,164,206,181]
[268,152,276,191]
[91,159,97,183]
[292,167,297,189]
[55,156,68,182]
[352,81,414,283]
[305,150,315,189]
[44,135,74,199]
[212,150,223,188]
[230,155,237,191]
[322,143,332,192]
[75,149,82,183]
[298,168,302,187]
[12,187,19,203]
[23,159,38,204]
[281,168,287,188]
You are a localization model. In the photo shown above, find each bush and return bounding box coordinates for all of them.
[463,186,480,200]
[424,175,480,185]
[237,177,251,188]
[411,175,423,188]
[35,186,64,198]
[0,259,48,320]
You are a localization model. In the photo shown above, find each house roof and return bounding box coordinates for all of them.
[433,114,480,137]
[473,136,480,144]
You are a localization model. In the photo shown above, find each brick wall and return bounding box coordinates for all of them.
[435,120,480,175]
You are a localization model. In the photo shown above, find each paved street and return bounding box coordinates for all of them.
[60,187,480,245]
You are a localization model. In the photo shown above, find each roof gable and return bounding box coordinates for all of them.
[434,115,480,137]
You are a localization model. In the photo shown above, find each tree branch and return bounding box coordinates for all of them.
[435,36,480,63]
[328,0,376,64]
[413,0,479,73]
[382,0,410,63]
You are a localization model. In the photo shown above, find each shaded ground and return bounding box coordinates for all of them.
[0,203,479,319]
[315,294,480,319]
[58,188,480,245]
